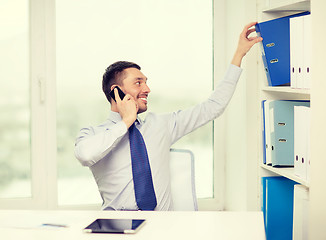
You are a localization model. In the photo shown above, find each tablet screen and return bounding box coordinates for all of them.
[83,219,146,234]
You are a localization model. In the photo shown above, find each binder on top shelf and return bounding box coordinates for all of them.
[290,14,312,89]
[295,16,304,89]
[290,16,304,89]
[290,15,298,89]
[261,176,297,240]
[255,11,310,87]
[269,100,310,167]
[303,14,312,89]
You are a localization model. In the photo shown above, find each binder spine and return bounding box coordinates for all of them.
[256,11,310,87]
[262,100,267,164]
[256,24,272,86]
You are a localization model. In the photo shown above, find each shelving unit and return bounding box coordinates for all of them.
[263,0,311,12]
[246,0,326,238]
[257,0,311,185]
[255,0,312,238]
[262,86,310,95]
[260,164,309,187]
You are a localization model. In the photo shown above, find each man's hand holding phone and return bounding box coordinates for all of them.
[112,87,138,128]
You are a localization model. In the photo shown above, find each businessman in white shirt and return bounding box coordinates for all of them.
[74,22,262,211]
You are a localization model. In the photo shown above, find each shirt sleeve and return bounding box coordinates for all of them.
[169,64,242,144]
[74,120,128,167]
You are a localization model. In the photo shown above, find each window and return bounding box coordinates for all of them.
[56,0,214,206]
[0,0,31,199]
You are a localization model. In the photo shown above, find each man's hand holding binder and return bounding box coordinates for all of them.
[232,22,263,67]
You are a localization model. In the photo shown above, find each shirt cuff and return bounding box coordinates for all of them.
[109,120,128,137]
[224,64,243,85]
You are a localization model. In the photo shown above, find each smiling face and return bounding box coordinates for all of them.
[119,67,151,114]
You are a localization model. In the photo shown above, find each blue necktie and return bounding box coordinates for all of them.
[129,123,157,210]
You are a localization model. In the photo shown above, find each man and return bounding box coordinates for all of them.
[75,22,262,211]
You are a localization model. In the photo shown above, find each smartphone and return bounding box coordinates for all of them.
[109,86,126,102]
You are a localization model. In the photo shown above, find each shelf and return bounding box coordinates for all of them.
[262,86,310,95]
[260,164,309,187]
[263,0,310,12]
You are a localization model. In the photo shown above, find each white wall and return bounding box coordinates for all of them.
[309,1,326,239]
[219,0,259,211]
[224,0,247,211]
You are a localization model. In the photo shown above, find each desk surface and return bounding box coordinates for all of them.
[0,210,265,240]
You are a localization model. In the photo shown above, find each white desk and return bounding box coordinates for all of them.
[0,210,265,240]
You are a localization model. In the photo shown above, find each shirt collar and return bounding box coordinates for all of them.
[108,111,122,123]
[108,111,143,125]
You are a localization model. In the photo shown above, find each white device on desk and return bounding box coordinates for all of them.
[83,218,146,234]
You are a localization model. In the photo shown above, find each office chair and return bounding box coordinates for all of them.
[169,148,198,211]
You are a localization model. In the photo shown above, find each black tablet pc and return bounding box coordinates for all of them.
[83,218,146,234]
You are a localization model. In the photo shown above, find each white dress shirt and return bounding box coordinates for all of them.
[74,64,242,211]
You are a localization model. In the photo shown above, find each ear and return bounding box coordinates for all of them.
[110,85,117,91]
